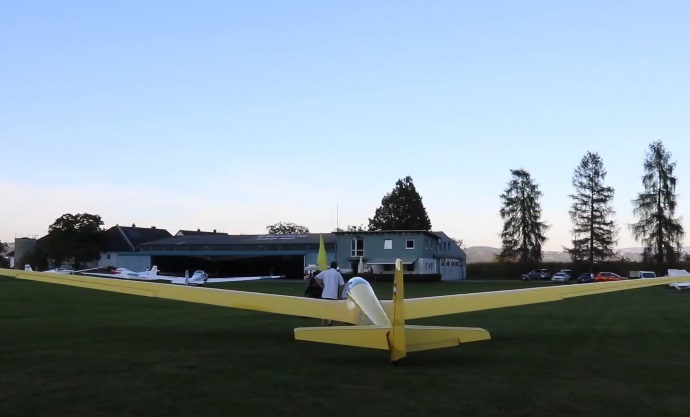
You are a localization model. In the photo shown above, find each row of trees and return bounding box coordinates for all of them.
[266,175,434,233]
[498,140,687,270]
[265,176,467,246]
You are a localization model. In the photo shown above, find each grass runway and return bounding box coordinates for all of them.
[1,276,689,417]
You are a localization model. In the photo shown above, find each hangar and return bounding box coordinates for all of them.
[129,232,337,279]
[15,225,467,280]
[119,229,466,280]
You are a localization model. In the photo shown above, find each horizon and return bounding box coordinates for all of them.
[2,1,689,251]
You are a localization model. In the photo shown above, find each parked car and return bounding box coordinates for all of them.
[551,271,571,283]
[522,268,551,280]
[577,273,594,283]
[629,270,657,279]
[593,272,627,282]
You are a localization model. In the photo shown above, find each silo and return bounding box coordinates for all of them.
[13,237,37,270]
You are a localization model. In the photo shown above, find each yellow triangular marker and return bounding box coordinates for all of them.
[316,234,328,272]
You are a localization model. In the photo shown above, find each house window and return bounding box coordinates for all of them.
[406,239,414,249]
[351,238,364,257]
[106,254,111,260]
[384,239,392,250]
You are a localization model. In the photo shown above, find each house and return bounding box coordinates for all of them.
[97,225,172,269]
[333,230,466,280]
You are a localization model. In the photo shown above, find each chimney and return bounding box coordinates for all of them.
[132,223,136,227]
[151,226,156,229]
[213,229,216,233]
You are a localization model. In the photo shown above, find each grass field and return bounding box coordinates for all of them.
[1,276,689,417]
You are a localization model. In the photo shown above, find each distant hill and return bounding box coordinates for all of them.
[464,245,690,263]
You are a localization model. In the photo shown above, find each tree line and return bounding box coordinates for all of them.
[498,140,687,271]
[267,176,466,248]
[266,176,434,233]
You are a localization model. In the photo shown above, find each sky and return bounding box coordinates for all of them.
[1,0,689,251]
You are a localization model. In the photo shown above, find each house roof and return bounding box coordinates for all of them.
[175,229,229,236]
[104,225,173,252]
[140,233,337,247]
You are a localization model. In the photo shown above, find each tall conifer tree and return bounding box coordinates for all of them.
[368,176,432,231]
[498,169,549,265]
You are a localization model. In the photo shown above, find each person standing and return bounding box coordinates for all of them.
[314,261,345,326]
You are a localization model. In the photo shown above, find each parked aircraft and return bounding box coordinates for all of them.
[81,266,283,286]
[24,265,99,275]
[667,269,690,290]
[2,262,688,364]
[84,265,162,280]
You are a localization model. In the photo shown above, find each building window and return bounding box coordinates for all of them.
[351,238,364,257]
[384,239,392,250]
[406,239,414,249]
[106,254,111,260]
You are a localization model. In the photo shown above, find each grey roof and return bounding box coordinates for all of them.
[140,232,337,247]
[105,226,173,251]
[432,231,466,259]
[175,229,229,236]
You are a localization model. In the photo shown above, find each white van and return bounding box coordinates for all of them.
[629,270,656,279]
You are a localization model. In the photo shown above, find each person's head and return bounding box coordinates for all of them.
[330,261,338,269]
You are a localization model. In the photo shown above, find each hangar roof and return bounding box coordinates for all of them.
[140,233,337,247]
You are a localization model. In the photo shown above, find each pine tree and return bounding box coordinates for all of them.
[368,176,432,231]
[566,151,618,271]
[630,140,685,265]
[498,169,549,265]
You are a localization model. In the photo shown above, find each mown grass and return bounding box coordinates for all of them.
[1,277,689,417]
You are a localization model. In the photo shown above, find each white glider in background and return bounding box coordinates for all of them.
[83,265,162,280]
[81,266,283,286]
[167,269,284,286]
[668,269,690,290]
[24,265,99,275]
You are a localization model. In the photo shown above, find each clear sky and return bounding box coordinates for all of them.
[1,1,689,251]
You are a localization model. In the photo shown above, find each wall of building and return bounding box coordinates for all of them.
[13,237,37,270]
[335,233,430,266]
[98,252,119,268]
[116,254,152,272]
[304,250,336,268]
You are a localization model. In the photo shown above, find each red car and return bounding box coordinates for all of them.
[593,272,627,282]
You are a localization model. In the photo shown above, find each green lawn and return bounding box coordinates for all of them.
[1,277,689,417]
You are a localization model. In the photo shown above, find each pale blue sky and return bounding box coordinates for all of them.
[2,1,689,251]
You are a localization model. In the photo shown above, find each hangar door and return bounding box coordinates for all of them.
[150,255,305,279]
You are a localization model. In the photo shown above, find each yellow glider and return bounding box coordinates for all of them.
[1,263,687,364]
